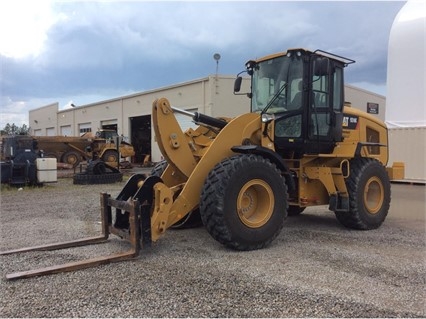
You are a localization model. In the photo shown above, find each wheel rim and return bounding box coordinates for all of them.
[66,154,78,165]
[237,179,274,228]
[104,152,117,162]
[363,176,384,214]
[106,155,117,162]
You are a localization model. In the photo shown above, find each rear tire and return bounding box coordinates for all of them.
[62,151,81,168]
[200,154,288,251]
[335,158,391,230]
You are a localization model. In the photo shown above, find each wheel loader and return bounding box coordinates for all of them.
[1,48,399,279]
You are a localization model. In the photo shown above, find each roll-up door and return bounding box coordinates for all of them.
[60,125,72,136]
[46,127,55,136]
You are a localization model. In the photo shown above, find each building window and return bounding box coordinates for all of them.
[79,127,92,134]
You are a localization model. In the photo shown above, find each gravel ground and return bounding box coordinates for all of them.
[0,172,425,318]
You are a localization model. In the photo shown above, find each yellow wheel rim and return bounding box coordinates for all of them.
[364,176,384,214]
[237,179,274,228]
[67,155,78,165]
[106,154,117,162]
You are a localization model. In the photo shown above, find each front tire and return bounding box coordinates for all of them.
[200,154,288,251]
[288,206,306,216]
[335,158,391,230]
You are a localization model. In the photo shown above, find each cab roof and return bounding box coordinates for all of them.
[254,48,355,66]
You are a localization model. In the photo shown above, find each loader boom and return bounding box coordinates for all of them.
[149,98,265,240]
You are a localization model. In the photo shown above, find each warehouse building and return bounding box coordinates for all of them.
[29,75,386,163]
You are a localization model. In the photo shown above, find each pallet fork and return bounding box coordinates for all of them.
[0,174,154,280]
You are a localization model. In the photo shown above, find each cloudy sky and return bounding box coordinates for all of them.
[0,0,405,128]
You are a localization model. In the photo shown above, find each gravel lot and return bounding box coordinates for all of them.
[0,170,425,318]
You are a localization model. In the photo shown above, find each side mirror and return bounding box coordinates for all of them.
[313,57,330,76]
[234,76,242,93]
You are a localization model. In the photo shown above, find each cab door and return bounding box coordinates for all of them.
[306,57,344,154]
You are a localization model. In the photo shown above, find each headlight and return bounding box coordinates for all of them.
[261,113,275,123]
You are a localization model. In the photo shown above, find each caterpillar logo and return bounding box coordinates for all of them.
[343,115,359,130]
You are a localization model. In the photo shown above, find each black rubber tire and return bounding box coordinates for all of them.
[86,160,107,175]
[62,151,81,167]
[102,150,118,163]
[73,172,123,185]
[200,154,288,251]
[335,158,391,230]
[288,206,306,216]
[150,160,168,177]
[150,160,203,229]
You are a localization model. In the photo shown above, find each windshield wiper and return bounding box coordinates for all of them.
[261,82,288,115]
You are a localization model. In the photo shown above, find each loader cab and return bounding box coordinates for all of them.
[240,49,354,158]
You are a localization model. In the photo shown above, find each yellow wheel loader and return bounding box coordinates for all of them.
[1,48,398,279]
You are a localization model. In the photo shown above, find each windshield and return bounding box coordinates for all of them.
[251,55,303,114]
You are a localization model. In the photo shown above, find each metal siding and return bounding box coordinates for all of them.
[388,127,426,181]
[46,127,55,136]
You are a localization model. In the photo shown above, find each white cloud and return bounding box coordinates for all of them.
[0,1,405,128]
[0,98,29,127]
[0,0,65,59]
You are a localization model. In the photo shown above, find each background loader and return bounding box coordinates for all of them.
[1,48,399,279]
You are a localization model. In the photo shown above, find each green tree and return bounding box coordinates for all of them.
[0,123,30,135]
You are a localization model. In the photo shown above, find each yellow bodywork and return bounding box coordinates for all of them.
[339,105,388,165]
[148,98,394,242]
[287,104,390,207]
